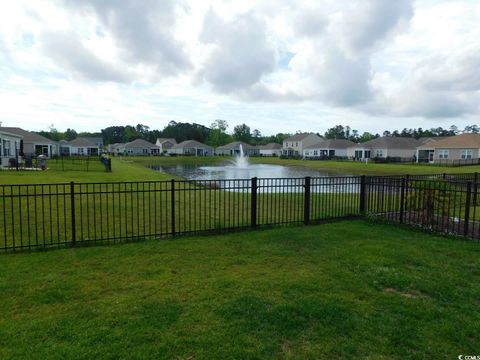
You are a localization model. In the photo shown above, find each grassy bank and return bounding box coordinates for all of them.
[0,220,479,359]
[251,157,480,175]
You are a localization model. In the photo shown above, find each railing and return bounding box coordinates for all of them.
[0,175,479,252]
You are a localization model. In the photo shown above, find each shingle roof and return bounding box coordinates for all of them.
[305,139,356,150]
[419,134,480,149]
[83,137,103,146]
[216,141,254,150]
[350,137,420,149]
[0,127,54,143]
[124,138,159,149]
[174,140,212,149]
[156,138,177,144]
[69,137,98,147]
[285,133,323,142]
[257,143,282,150]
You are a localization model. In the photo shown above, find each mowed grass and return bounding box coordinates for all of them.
[251,157,480,175]
[0,157,201,184]
[0,220,479,359]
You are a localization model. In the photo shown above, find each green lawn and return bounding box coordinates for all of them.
[0,220,479,359]
[2,156,480,185]
[251,157,480,175]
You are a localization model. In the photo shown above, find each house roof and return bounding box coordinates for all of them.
[83,137,103,146]
[258,143,282,150]
[0,128,23,139]
[69,137,98,147]
[0,127,53,143]
[156,138,177,145]
[216,141,254,150]
[419,133,480,149]
[350,136,420,149]
[305,139,356,150]
[174,140,212,149]
[417,136,450,145]
[285,133,323,142]
[124,138,159,149]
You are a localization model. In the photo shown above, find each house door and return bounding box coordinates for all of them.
[428,151,434,162]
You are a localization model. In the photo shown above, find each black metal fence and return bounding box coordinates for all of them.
[48,156,112,172]
[1,175,479,252]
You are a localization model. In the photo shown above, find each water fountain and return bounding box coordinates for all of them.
[233,144,250,168]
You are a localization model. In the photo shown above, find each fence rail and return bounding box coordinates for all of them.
[1,174,479,252]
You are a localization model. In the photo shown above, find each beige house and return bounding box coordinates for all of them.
[282,133,324,156]
[347,137,420,160]
[416,134,480,163]
[303,139,356,159]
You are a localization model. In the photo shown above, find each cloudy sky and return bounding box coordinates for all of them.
[0,0,479,135]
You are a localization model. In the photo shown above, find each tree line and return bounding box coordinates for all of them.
[36,122,479,147]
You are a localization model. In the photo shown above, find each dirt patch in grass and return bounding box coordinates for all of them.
[383,287,429,299]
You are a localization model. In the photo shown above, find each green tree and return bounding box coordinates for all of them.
[233,123,252,143]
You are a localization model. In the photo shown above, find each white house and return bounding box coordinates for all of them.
[0,129,23,168]
[303,139,356,158]
[69,138,101,156]
[282,133,324,156]
[168,140,213,156]
[156,138,177,153]
[257,143,282,157]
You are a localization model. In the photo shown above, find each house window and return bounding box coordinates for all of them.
[296,142,299,147]
[78,148,85,155]
[438,150,449,159]
[313,150,318,156]
[2,139,10,156]
[375,149,384,157]
[461,150,472,159]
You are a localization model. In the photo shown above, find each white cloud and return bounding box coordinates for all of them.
[0,0,479,134]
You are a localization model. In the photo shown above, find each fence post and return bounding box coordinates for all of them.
[70,181,76,246]
[251,177,257,228]
[399,177,406,224]
[304,176,311,225]
[171,179,175,235]
[474,172,478,206]
[359,175,366,215]
[464,182,472,237]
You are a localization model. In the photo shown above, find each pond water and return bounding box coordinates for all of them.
[148,162,341,180]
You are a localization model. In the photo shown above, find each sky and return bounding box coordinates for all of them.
[0,0,479,136]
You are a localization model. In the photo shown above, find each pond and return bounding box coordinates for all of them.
[148,160,359,193]
[148,162,342,180]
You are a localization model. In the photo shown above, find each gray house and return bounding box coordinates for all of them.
[347,137,420,160]
[216,141,258,156]
[169,140,213,156]
[282,133,324,156]
[303,139,356,158]
[121,139,160,156]
[69,138,101,156]
[0,127,57,157]
[0,128,23,168]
